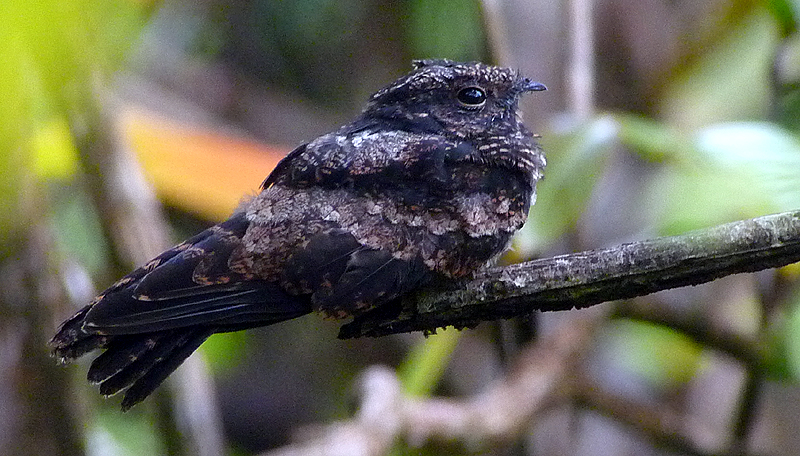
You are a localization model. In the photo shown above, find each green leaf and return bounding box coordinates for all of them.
[0,9,32,246]
[765,0,798,35]
[200,331,248,377]
[50,187,111,276]
[696,122,800,209]
[661,6,780,129]
[649,122,800,235]
[1,1,148,114]
[615,113,696,164]
[0,0,150,246]
[649,165,775,236]
[606,319,704,387]
[762,318,794,381]
[89,408,166,456]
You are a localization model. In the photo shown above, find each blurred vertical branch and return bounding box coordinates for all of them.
[568,0,595,119]
[0,193,84,456]
[0,1,227,454]
[0,3,86,454]
[480,0,511,65]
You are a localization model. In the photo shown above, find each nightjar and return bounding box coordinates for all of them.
[51,59,546,410]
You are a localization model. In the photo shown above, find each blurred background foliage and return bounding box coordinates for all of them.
[4,0,800,455]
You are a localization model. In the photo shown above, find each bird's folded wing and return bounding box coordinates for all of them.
[83,211,311,334]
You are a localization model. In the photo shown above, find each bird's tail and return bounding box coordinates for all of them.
[50,212,311,410]
[51,307,213,410]
[94,329,212,410]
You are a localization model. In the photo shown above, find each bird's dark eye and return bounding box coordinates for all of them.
[456,86,487,108]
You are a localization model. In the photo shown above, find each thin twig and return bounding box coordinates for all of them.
[572,374,720,456]
[728,370,762,456]
[613,302,765,368]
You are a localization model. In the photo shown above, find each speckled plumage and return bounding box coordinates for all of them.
[50,59,546,410]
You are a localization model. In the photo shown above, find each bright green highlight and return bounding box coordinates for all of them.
[31,117,80,181]
[398,329,462,397]
[607,319,705,387]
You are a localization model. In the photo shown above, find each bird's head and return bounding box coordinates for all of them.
[363,59,546,140]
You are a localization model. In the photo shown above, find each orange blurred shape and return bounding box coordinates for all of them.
[120,109,289,221]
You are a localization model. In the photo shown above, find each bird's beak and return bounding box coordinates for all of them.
[521,78,547,92]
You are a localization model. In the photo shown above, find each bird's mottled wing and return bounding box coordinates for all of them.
[81,212,311,335]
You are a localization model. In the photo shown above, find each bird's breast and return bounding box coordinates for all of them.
[244,166,533,279]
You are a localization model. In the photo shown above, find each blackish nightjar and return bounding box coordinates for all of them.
[50,59,547,410]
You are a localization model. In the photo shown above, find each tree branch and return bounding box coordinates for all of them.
[262,313,602,456]
[340,210,800,338]
[571,374,721,456]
